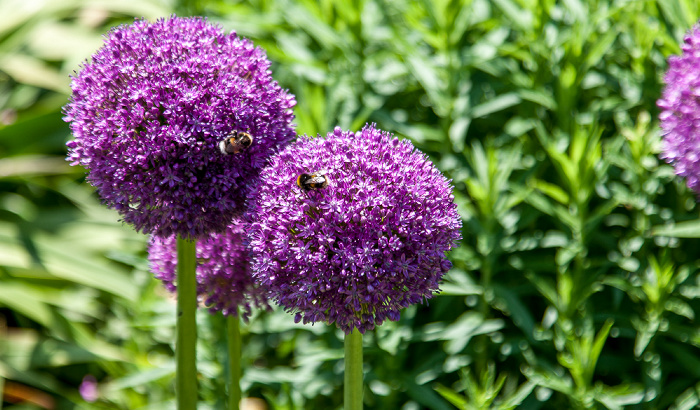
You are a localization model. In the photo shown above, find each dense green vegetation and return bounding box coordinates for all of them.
[1,0,699,408]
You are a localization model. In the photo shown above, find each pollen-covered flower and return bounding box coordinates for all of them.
[64,16,295,238]
[245,124,462,334]
[148,220,267,319]
[658,24,700,192]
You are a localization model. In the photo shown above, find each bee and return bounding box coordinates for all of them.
[296,172,329,191]
[219,130,253,155]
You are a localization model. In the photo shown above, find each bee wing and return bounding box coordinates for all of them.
[308,175,327,184]
[219,138,231,154]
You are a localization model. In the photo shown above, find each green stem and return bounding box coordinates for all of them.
[344,328,363,410]
[176,236,198,410]
[227,313,242,410]
[476,256,494,374]
[0,316,4,410]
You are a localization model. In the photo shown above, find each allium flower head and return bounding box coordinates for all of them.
[658,24,700,192]
[245,124,462,334]
[148,220,267,320]
[64,16,296,238]
[79,375,99,402]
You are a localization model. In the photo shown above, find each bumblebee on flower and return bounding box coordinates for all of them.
[64,16,296,238]
[245,124,462,334]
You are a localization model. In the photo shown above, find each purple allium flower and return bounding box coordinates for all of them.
[658,24,700,193]
[64,16,296,238]
[245,124,462,334]
[79,375,98,402]
[148,219,268,320]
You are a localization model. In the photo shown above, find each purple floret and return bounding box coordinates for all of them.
[64,16,296,238]
[658,24,700,193]
[148,219,268,320]
[244,124,462,334]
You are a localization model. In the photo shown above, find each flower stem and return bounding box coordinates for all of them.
[227,312,242,410]
[176,236,198,409]
[344,328,363,410]
[0,315,4,410]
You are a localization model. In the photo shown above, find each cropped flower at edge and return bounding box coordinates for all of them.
[658,23,700,193]
[64,16,296,238]
[244,124,462,334]
[148,219,268,320]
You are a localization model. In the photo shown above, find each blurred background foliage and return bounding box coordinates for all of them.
[1,0,700,408]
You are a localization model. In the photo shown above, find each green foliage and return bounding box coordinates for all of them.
[1,0,700,409]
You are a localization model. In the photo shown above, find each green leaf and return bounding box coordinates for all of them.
[526,272,559,308]
[656,0,696,30]
[672,384,700,410]
[434,383,468,407]
[590,319,614,373]
[108,365,176,390]
[498,381,537,409]
[522,367,573,396]
[532,179,570,205]
[440,269,482,296]
[518,88,557,110]
[404,378,453,410]
[470,93,521,118]
[491,0,532,30]
[0,283,54,327]
[583,29,618,72]
[595,383,645,409]
[0,53,66,95]
[492,284,536,343]
[424,311,505,354]
[651,219,700,237]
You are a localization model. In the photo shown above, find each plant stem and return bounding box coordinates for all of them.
[227,312,242,410]
[177,236,198,409]
[0,315,4,410]
[344,328,363,410]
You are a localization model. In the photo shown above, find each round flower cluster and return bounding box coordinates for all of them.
[244,124,462,333]
[658,24,700,193]
[64,16,296,238]
[148,220,267,319]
